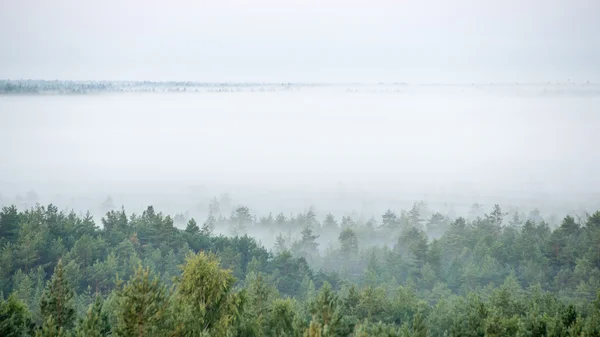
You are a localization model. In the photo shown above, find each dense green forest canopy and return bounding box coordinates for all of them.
[1,202,600,336]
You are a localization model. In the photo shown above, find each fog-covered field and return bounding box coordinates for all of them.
[1,84,599,226]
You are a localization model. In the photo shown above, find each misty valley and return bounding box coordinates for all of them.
[2,0,599,334]
[2,83,600,337]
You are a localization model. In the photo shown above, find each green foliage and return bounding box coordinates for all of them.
[176,251,238,337]
[309,282,342,332]
[35,316,67,337]
[74,295,110,337]
[293,226,320,260]
[114,265,174,337]
[0,294,33,337]
[412,310,428,337]
[40,259,76,330]
[339,228,359,256]
[0,203,599,337]
[185,219,199,234]
[266,298,300,337]
[0,205,21,244]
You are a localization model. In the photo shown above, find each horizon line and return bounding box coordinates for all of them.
[1,79,596,86]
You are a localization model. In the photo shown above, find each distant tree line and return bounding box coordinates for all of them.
[0,80,316,95]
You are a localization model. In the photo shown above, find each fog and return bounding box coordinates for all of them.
[4,1,600,334]
[1,85,599,226]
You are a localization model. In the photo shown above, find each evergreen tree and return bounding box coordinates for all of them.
[0,242,14,293]
[486,204,506,228]
[176,251,238,337]
[509,212,523,228]
[114,265,173,337]
[412,311,428,337]
[230,206,252,236]
[409,202,423,228]
[0,294,33,337]
[266,298,298,337]
[309,282,341,335]
[185,218,199,234]
[397,227,428,268]
[0,205,20,244]
[381,210,398,229]
[35,316,67,337]
[305,208,318,228]
[339,228,358,256]
[340,216,355,229]
[40,259,76,330]
[201,213,216,236]
[74,296,110,337]
[209,197,221,215]
[274,233,288,255]
[275,213,287,228]
[322,213,338,231]
[292,227,319,259]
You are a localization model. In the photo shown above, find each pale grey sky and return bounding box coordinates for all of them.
[1,0,599,82]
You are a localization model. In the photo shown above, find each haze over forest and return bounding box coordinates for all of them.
[2,82,600,221]
[1,1,600,337]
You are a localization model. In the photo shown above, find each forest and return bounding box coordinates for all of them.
[2,80,598,96]
[1,201,600,337]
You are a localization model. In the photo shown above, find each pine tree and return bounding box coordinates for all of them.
[40,259,76,330]
[74,296,110,337]
[0,205,20,243]
[275,213,287,227]
[273,233,288,255]
[340,216,355,229]
[230,206,251,236]
[322,213,338,231]
[114,265,173,337]
[486,204,506,228]
[309,282,341,334]
[339,228,358,256]
[185,218,199,234]
[413,311,428,337]
[176,251,238,337]
[381,210,398,230]
[201,213,216,236]
[35,316,67,337]
[304,318,324,337]
[208,197,221,215]
[0,294,33,337]
[409,202,423,228]
[16,222,45,273]
[509,212,523,228]
[266,298,298,337]
[0,242,15,296]
[292,226,319,259]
